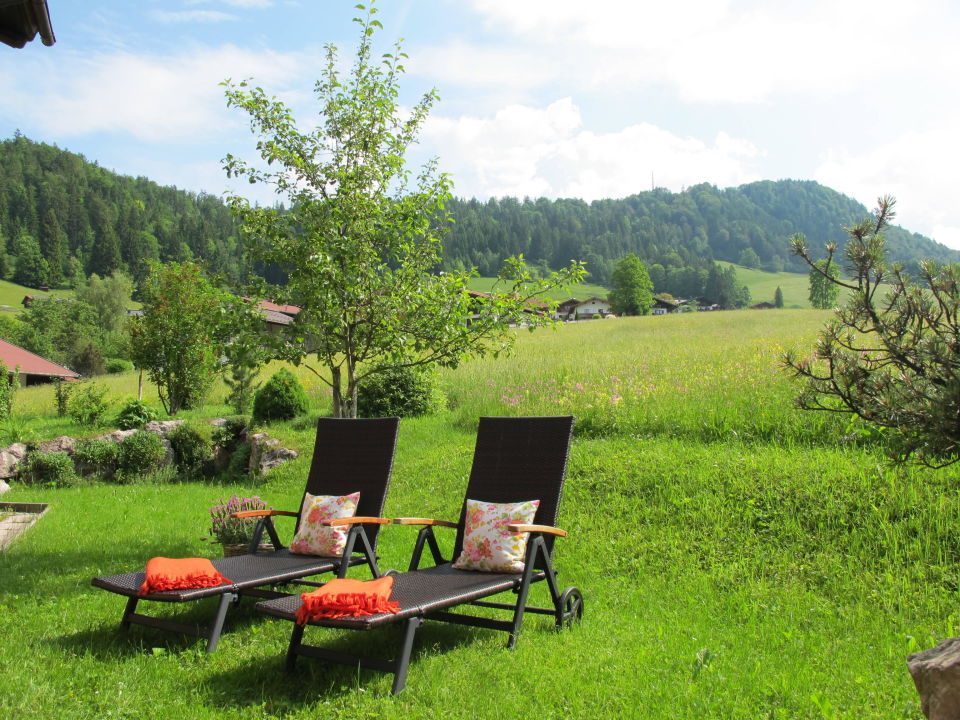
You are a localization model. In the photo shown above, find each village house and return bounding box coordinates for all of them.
[0,338,78,385]
[570,297,612,320]
[652,297,687,315]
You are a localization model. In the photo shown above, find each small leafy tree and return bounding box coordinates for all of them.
[785,197,960,468]
[67,382,109,426]
[218,296,270,414]
[809,258,840,309]
[222,2,583,417]
[609,254,654,316]
[0,361,19,421]
[130,262,225,415]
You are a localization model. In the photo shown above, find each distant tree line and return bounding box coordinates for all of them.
[0,133,245,290]
[0,135,954,308]
[442,182,956,286]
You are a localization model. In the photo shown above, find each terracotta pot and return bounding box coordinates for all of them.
[221,542,275,557]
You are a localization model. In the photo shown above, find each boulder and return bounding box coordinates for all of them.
[143,420,184,437]
[248,432,299,475]
[0,443,27,479]
[908,637,960,719]
[94,429,138,444]
[0,479,9,495]
[38,436,76,455]
[160,437,175,467]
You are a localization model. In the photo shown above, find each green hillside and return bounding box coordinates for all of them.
[466,276,610,302]
[717,262,812,309]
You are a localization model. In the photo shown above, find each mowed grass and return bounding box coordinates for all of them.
[1,310,955,719]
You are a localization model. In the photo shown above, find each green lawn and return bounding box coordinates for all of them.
[466,276,610,302]
[0,311,948,718]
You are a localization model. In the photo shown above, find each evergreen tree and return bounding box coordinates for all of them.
[774,285,784,308]
[13,234,49,288]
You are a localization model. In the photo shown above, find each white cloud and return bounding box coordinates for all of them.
[0,46,319,143]
[816,128,960,250]
[426,0,951,104]
[424,98,760,199]
[150,10,237,24]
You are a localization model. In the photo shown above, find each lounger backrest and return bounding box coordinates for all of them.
[453,416,574,566]
[298,416,400,550]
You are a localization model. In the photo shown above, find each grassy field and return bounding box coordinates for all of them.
[0,310,952,719]
[466,275,610,302]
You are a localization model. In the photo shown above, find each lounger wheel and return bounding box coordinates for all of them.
[555,587,583,629]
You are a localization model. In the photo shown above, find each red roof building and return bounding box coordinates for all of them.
[0,338,78,383]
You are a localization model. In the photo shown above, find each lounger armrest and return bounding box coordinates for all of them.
[323,516,391,526]
[231,510,299,519]
[506,523,568,537]
[393,517,459,528]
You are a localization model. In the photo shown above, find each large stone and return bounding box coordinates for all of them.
[38,436,76,455]
[0,479,9,495]
[0,443,27,479]
[143,420,184,437]
[94,429,138,444]
[248,432,299,475]
[908,637,960,719]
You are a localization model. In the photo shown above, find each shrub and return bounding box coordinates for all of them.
[117,430,166,479]
[67,382,109,426]
[106,358,134,374]
[71,341,106,376]
[167,424,211,476]
[252,368,308,423]
[211,415,249,454]
[114,399,159,430]
[357,366,445,418]
[73,439,120,479]
[53,378,71,417]
[19,451,80,488]
[0,361,19,422]
[225,441,252,480]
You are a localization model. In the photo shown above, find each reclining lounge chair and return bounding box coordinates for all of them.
[91,417,400,652]
[256,415,584,693]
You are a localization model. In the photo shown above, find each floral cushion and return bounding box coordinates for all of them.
[289,491,360,557]
[452,498,541,573]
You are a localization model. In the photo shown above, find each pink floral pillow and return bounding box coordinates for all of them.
[289,491,360,557]
[452,498,541,573]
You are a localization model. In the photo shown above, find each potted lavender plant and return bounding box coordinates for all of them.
[208,494,273,556]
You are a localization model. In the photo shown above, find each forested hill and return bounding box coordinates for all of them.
[1,135,956,292]
[443,181,958,285]
[0,134,243,288]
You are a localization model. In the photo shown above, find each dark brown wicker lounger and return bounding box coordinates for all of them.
[256,415,584,693]
[91,417,400,652]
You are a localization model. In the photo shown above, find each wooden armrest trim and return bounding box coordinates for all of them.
[506,523,568,537]
[323,516,391,526]
[231,510,298,519]
[393,517,459,528]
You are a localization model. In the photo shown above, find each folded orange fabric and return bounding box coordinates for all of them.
[296,576,400,625]
[138,557,232,596]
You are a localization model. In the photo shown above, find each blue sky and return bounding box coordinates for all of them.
[4,0,960,248]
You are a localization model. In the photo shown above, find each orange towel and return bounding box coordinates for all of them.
[138,557,232,596]
[296,576,400,625]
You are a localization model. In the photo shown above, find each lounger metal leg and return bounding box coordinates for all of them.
[286,624,305,672]
[391,617,422,695]
[205,592,236,653]
[120,596,139,630]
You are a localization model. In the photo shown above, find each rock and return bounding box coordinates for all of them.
[908,637,960,719]
[143,420,184,437]
[94,429,138,444]
[248,432,299,475]
[0,479,9,495]
[0,444,26,479]
[38,436,75,455]
[5,443,27,460]
[210,418,228,428]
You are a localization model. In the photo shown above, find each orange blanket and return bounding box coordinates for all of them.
[138,557,232,596]
[296,576,400,625]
